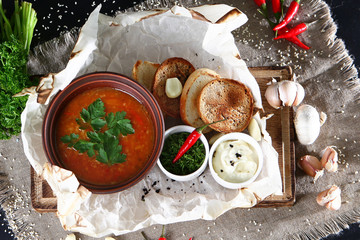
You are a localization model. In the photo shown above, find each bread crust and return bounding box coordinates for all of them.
[180,68,220,128]
[132,60,160,91]
[197,78,254,132]
[153,57,195,118]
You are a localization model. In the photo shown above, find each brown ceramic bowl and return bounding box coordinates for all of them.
[42,72,165,194]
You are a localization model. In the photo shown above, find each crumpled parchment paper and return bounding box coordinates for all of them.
[21,4,282,237]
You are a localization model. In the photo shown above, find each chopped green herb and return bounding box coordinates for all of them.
[160,132,205,175]
[61,98,134,166]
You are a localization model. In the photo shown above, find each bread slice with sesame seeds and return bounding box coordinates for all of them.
[198,78,254,132]
[152,57,195,118]
[180,68,220,132]
[132,60,160,91]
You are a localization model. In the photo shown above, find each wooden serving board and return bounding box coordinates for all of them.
[30,66,295,212]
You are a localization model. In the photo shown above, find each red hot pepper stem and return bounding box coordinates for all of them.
[158,225,166,240]
[254,0,268,18]
[274,23,307,39]
[273,0,300,31]
[172,119,226,164]
[280,0,285,16]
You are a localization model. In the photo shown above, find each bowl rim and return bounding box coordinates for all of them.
[208,132,263,189]
[157,125,209,181]
[42,71,165,194]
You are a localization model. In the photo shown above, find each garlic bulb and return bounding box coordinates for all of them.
[265,80,305,109]
[316,185,341,210]
[294,104,323,145]
[321,146,338,172]
[297,155,324,182]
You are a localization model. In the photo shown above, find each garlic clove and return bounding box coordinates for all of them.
[165,77,182,98]
[321,146,338,172]
[326,194,342,211]
[65,233,76,240]
[316,185,341,210]
[298,155,324,182]
[248,118,262,141]
[292,82,305,106]
[265,83,281,109]
[278,80,298,107]
[294,104,321,145]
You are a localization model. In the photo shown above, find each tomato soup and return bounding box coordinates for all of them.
[56,87,155,186]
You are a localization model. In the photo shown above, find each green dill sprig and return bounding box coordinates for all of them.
[160,132,205,175]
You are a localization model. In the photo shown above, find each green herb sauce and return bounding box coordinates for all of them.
[160,132,205,175]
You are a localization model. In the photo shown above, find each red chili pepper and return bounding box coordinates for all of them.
[273,0,300,31]
[274,23,307,39]
[277,26,310,50]
[253,0,268,18]
[272,0,281,14]
[254,0,266,8]
[272,0,282,21]
[172,120,225,164]
[158,225,166,240]
[287,36,310,50]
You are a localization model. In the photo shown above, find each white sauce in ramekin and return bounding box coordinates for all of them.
[212,140,258,183]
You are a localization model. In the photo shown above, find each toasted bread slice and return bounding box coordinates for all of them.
[180,68,220,130]
[198,78,254,132]
[153,57,195,118]
[132,60,160,91]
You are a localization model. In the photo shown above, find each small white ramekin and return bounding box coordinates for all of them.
[208,132,263,189]
[157,125,209,181]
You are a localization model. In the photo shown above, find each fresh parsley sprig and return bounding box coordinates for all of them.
[0,1,38,139]
[61,98,135,166]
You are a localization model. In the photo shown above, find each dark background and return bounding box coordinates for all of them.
[0,0,359,239]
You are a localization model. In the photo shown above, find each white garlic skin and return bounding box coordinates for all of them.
[297,155,324,182]
[321,146,338,172]
[265,82,281,109]
[316,185,341,210]
[294,104,321,145]
[278,80,298,106]
[65,234,76,240]
[293,82,305,106]
[265,80,305,109]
